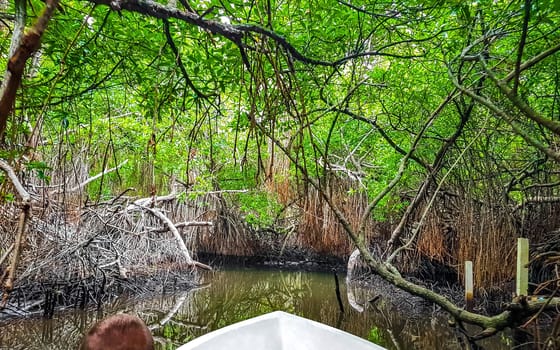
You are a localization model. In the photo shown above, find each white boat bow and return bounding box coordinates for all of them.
[176,311,386,350]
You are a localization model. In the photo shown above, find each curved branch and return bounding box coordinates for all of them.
[89,0,435,71]
[387,90,458,249]
[52,159,128,195]
[0,159,30,201]
[134,204,212,270]
[163,18,210,98]
[503,42,560,83]
[335,108,430,170]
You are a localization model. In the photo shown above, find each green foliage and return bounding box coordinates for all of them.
[26,161,51,184]
[237,191,283,229]
[1,0,558,244]
[367,326,387,346]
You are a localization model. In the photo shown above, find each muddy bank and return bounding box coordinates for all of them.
[197,251,346,272]
[0,264,198,321]
[0,200,202,321]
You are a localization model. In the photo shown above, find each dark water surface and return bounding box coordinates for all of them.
[0,267,512,349]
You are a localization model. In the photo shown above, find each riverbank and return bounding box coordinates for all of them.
[0,267,514,350]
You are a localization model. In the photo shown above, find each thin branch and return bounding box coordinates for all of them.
[0,159,31,306]
[387,115,488,264]
[0,244,15,268]
[52,159,128,195]
[479,58,560,137]
[163,18,210,98]
[503,42,560,83]
[335,108,430,170]
[512,0,531,95]
[386,90,459,249]
[450,70,560,162]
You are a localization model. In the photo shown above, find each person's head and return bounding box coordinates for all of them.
[80,314,154,350]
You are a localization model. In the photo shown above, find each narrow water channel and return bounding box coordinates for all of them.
[0,267,511,349]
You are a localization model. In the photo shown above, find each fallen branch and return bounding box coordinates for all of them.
[126,189,248,211]
[0,159,30,201]
[176,221,213,228]
[135,204,211,270]
[126,192,181,211]
[187,189,249,195]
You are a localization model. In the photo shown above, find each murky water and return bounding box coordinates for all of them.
[0,267,514,349]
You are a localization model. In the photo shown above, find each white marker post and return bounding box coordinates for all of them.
[516,238,529,296]
[465,260,473,311]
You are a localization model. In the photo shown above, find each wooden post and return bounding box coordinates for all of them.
[516,238,529,296]
[465,260,473,311]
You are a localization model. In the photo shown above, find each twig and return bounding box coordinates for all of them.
[0,243,15,267]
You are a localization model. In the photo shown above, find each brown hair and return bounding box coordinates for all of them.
[80,314,154,350]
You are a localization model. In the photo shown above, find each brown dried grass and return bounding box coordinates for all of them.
[414,195,517,290]
[193,195,257,257]
[295,178,379,258]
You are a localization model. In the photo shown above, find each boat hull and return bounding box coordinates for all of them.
[176,311,386,350]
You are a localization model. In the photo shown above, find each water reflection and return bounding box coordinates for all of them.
[0,267,511,349]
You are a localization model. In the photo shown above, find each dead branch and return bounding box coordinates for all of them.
[149,221,213,234]
[0,159,31,306]
[0,243,14,268]
[176,221,213,227]
[0,159,30,201]
[127,189,248,211]
[346,249,365,312]
[126,192,180,211]
[188,189,249,195]
[133,204,212,270]
[51,159,128,195]
[149,290,189,330]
